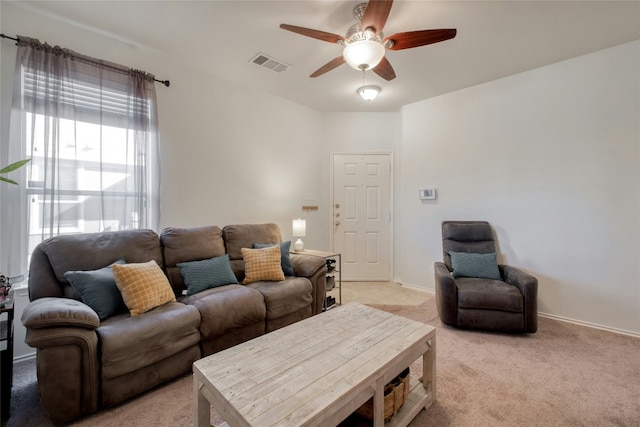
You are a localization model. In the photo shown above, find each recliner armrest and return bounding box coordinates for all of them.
[434,262,457,327]
[499,265,538,333]
[290,254,326,278]
[22,297,100,330]
[290,254,328,315]
[21,297,101,423]
[499,265,537,294]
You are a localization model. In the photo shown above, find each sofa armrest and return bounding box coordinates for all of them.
[21,297,101,423]
[434,262,457,327]
[290,254,326,278]
[22,297,100,330]
[499,265,538,333]
[290,254,328,315]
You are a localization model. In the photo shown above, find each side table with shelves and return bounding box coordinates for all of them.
[291,249,341,311]
[1,301,14,423]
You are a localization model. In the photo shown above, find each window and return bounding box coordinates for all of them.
[25,114,144,236]
[3,36,160,277]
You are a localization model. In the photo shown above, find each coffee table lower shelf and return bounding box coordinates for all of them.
[386,376,432,427]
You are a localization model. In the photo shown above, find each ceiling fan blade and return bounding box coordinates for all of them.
[385,29,457,50]
[310,56,346,78]
[372,56,396,81]
[280,24,345,44]
[360,0,393,35]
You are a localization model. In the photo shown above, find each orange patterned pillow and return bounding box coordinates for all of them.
[241,245,285,284]
[113,260,176,316]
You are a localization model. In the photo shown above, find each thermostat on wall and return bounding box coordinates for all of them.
[419,188,436,200]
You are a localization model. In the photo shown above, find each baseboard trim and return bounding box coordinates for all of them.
[14,352,36,363]
[538,312,640,338]
[393,280,638,338]
[394,280,435,295]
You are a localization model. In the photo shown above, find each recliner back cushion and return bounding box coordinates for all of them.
[223,224,282,260]
[35,229,162,301]
[442,221,496,271]
[223,223,282,283]
[160,226,226,295]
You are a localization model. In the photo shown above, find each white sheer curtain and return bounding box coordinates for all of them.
[1,36,161,279]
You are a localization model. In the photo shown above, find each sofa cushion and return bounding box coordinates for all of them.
[450,251,501,280]
[64,260,127,321]
[113,261,176,316]
[97,301,201,380]
[456,278,523,313]
[182,284,266,348]
[253,241,294,276]
[246,277,313,320]
[177,255,239,296]
[41,229,162,285]
[223,223,282,261]
[241,246,285,284]
[160,226,226,295]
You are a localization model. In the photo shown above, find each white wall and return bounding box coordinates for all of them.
[156,62,326,245]
[396,41,640,334]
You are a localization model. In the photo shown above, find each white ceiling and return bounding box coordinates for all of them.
[16,1,640,112]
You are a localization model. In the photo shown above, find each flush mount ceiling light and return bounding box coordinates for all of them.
[358,85,381,101]
[357,68,380,101]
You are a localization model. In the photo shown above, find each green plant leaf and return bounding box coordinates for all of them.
[0,159,31,174]
[0,176,19,185]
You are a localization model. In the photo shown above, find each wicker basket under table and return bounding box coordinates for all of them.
[356,367,411,422]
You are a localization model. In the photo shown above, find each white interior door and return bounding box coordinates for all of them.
[332,153,392,281]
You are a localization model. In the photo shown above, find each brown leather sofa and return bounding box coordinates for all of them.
[21,223,327,424]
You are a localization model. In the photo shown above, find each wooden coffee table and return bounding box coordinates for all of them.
[193,302,436,427]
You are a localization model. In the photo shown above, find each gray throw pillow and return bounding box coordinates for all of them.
[449,251,501,280]
[177,255,239,296]
[253,241,294,276]
[64,259,127,321]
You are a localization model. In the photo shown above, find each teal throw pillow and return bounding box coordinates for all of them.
[449,251,501,280]
[64,259,127,321]
[253,241,294,276]
[177,255,239,296]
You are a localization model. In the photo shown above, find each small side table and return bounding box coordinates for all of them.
[1,301,14,423]
[291,249,341,311]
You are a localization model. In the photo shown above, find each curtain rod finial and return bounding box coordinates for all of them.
[153,78,169,87]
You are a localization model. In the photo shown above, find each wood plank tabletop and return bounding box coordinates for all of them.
[193,302,436,427]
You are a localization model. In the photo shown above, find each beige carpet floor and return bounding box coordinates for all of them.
[6,294,640,426]
[328,281,432,306]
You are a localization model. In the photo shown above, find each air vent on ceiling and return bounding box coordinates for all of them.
[250,53,291,73]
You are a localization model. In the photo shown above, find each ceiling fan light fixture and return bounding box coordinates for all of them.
[343,39,385,71]
[358,85,381,101]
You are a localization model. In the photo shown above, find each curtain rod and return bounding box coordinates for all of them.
[1,33,170,87]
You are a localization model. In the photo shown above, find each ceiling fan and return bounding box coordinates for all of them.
[280,0,457,81]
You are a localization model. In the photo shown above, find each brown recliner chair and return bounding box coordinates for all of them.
[434,221,538,333]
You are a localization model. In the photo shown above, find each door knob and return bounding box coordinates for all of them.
[335,213,340,217]
[335,221,340,226]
